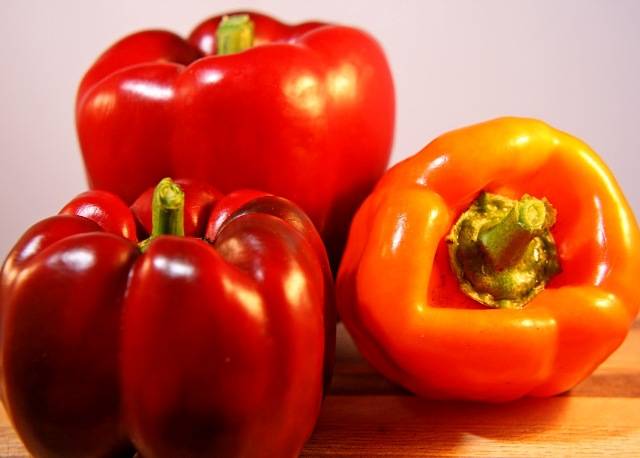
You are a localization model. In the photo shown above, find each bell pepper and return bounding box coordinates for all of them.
[0,178,335,457]
[337,117,640,402]
[76,11,395,269]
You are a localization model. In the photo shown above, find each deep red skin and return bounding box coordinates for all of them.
[76,11,395,269]
[0,185,334,458]
[59,190,138,241]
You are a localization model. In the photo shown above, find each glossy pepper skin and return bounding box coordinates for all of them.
[337,117,640,402]
[76,11,395,269]
[0,179,335,457]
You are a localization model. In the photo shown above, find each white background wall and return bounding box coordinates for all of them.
[1,0,639,257]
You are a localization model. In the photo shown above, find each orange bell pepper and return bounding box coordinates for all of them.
[337,117,640,401]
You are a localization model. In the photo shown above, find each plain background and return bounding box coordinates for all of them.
[1,0,639,258]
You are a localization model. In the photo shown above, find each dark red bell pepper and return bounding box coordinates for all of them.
[0,178,334,457]
[76,11,395,269]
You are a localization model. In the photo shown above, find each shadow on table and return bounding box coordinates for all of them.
[303,395,571,456]
[401,395,571,441]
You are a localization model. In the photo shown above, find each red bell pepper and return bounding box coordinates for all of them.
[0,178,334,457]
[76,11,395,269]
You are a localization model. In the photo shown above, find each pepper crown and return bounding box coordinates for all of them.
[447,192,560,308]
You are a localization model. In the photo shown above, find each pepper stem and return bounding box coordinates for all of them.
[447,192,560,308]
[139,178,185,252]
[216,14,255,56]
[478,196,552,270]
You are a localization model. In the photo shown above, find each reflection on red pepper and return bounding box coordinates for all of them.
[76,11,395,269]
[0,178,334,457]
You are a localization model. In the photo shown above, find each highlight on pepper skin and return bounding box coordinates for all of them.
[336,117,640,402]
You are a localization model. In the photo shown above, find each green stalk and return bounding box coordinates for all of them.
[478,196,550,270]
[139,178,185,252]
[447,192,560,308]
[216,14,255,55]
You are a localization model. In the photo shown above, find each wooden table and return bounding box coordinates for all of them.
[2,322,639,457]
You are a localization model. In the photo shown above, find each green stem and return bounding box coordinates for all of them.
[478,196,551,270]
[447,192,559,308]
[216,14,255,55]
[139,178,185,252]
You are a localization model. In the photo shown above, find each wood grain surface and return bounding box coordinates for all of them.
[1,322,638,457]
